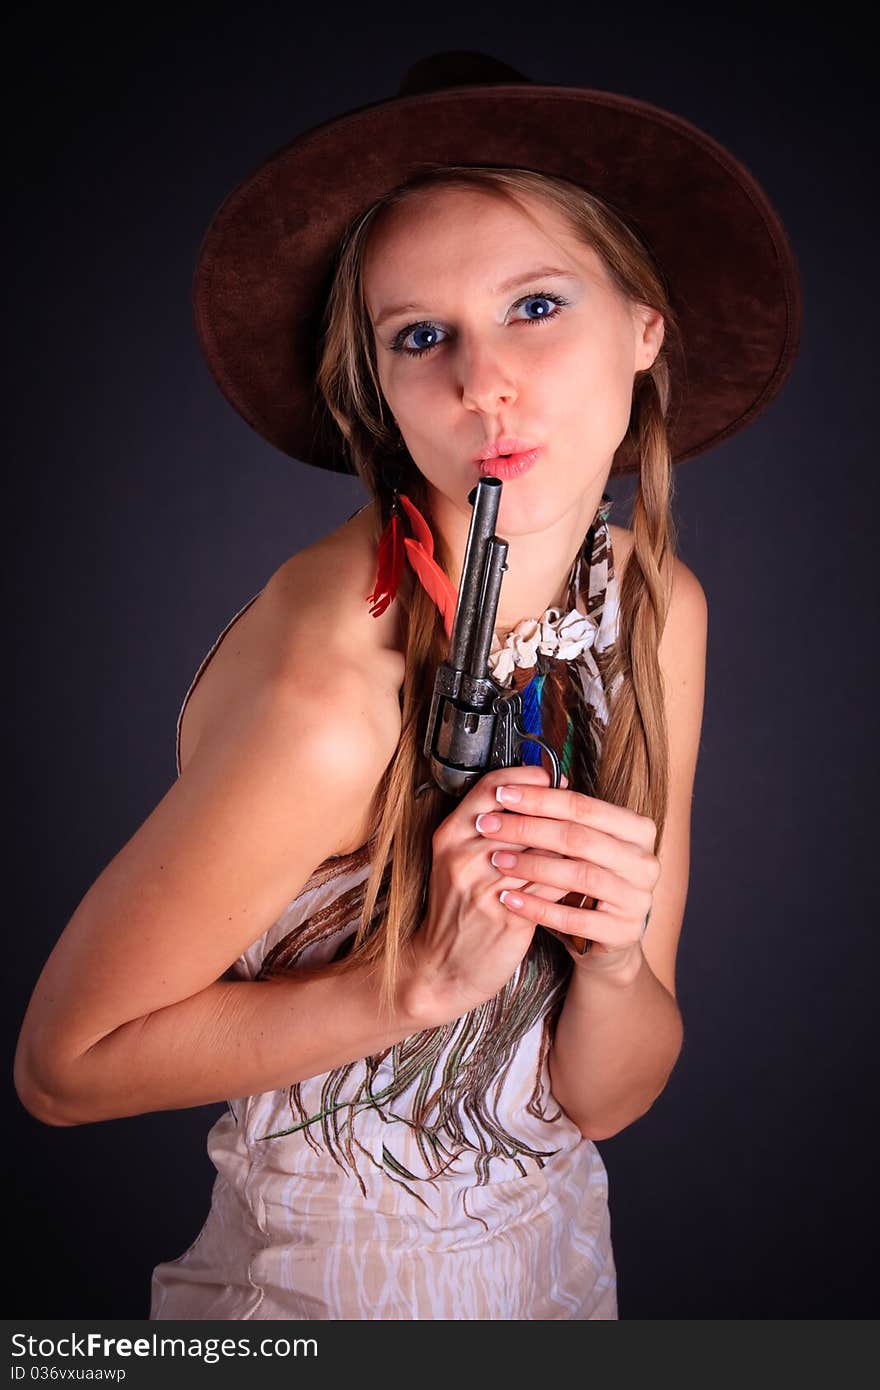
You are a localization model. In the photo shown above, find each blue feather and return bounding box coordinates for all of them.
[519,673,544,765]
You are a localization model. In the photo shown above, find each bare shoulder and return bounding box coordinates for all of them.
[266,500,406,689]
[178,502,406,851]
[609,522,707,627]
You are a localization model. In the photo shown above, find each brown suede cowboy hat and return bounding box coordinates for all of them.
[192,50,803,476]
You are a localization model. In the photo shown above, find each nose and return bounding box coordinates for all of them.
[458,339,518,415]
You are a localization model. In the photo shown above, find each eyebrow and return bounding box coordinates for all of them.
[372,266,580,330]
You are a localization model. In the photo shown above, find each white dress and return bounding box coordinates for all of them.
[150,500,620,1320]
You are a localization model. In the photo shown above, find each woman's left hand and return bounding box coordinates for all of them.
[474,764,660,973]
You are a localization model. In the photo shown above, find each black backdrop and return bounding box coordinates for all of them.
[7,1,877,1319]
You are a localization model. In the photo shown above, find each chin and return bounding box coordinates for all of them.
[495,495,564,536]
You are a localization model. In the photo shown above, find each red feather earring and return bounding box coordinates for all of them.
[365,464,458,638]
[365,494,405,619]
[397,494,458,638]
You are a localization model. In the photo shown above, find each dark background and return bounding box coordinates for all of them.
[7,2,877,1319]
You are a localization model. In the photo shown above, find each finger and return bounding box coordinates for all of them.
[457,766,558,845]
[497,887,633,948]
[490,849,646,915]
[478,812,656,889]
[488,870,569,905]
[480,763,557,793]
[461,764,557,824]
[435,764,556,854]
[491,780,656,853]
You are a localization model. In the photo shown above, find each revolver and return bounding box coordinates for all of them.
[419,474,564,796]
[418,475,593,954]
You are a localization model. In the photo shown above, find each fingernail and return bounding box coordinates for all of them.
[500,890,524,908]
[496,785,521,804]
[476,813,502,832]
[491,851,518,869]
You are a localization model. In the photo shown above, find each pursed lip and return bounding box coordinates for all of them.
[473,436,540,463]
[478,449,541,479]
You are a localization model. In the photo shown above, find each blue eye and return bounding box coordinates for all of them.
[390,290,570,358]
[519,294,558,320]
[406,325,443,354]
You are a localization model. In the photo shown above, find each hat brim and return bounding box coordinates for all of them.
[193,82,803,474]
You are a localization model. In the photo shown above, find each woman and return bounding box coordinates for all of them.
[13,52,801,1319]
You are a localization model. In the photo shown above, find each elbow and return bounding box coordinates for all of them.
[577,1100,656,1142]
[14,1073,81,1128]
[13,1044,83,1128]
[576,1108,646,1143]
[574,1078,677,1142]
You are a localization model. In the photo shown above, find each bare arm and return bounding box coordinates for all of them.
[548,950,683,1140]
[548,557,706,1138]
[14,649,429,1126]
[19,961,428,1127]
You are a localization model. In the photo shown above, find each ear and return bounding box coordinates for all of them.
[633,304,665,371]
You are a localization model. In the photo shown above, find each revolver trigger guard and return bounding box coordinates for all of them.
[512,729,563,788]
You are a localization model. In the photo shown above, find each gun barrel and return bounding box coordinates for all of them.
[467,536,508,678]
[448,477,503,674]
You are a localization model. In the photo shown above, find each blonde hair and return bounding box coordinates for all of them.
[314,164,682,1019]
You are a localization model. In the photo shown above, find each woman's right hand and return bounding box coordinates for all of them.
[402,762,568,1028]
